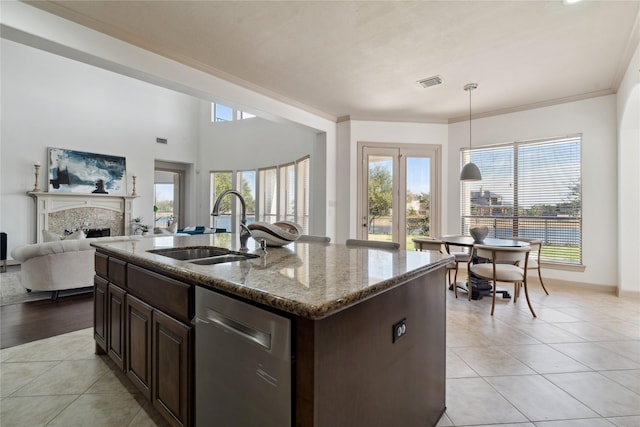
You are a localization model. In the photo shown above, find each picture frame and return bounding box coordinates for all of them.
[48,147,127,195]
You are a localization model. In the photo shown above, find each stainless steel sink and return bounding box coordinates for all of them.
[148,246,258,264]
[190,254,256,265]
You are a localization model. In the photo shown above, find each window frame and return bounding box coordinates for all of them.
[460,134,583,266]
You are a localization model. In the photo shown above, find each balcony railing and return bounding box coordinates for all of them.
[461,215,582,265]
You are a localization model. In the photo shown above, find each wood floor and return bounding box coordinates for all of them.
[0,269,93,349]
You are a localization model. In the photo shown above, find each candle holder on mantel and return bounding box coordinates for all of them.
[32,163,41,192]
[131,175,137,196]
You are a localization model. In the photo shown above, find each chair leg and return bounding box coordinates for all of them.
[453,267,458,298]
[522,279,537,317]
[513,282,519,303]
[538,267,549,295]
[461,266,472,301]
[491,280,497,316]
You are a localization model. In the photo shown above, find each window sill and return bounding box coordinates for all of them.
[541,262,585,273]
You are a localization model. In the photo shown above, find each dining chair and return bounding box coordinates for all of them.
[467,244,536,317]
[345,239,400,250]
[298,235,331,243]
[412,238,460,298]
[444,243,472,299]
[512,238,549,295]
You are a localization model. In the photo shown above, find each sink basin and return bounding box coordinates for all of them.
[190,254,257,265]
[148,247,233,260]
[148,246,259,264]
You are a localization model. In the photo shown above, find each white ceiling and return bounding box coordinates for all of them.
[26,0,640,123]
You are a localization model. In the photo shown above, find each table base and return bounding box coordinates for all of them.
[449,278,511,300]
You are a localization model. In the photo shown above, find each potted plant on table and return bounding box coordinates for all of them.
[132,217,150,235]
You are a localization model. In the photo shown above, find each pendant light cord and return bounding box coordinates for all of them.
[469,87,472,152]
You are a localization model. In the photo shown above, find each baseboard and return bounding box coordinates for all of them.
[458,268,627,296]
[540,277,616,293]
[617,288,640,298]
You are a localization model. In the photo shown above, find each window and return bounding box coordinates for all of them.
[212,156,310,234]
[280,163,295,224]
[212,104,233,122]
[237,111,256,120]
[211,103,256,122]
[296,157,310,233]
[259,167,278,225]
[461,135,582,265]
[210,171,232,230]
[237,170,256,225]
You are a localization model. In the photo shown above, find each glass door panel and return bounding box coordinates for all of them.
[364,149,397,243]
[154,170,180,230]
[404,156,431,248]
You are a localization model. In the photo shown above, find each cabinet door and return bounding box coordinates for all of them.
[152,309,192,427]
[126,294,153,400]
[108,283,127,370]
[94,276,108,353]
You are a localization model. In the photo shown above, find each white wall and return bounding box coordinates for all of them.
[448,95,618,289]
[616,42,640,296]
[0,39,200,256]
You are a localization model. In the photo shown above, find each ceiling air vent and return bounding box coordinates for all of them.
[416,75,443,88]
[156,137,168,144]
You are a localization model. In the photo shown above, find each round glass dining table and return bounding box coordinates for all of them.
[438,235,529,248]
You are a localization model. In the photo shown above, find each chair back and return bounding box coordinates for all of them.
[412,237,445,253]
[512,238,541,259]
[346,239,400,250]
[298,235,331,243]
[473,244,531,265]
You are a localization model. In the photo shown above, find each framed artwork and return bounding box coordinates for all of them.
[48,147,127,194]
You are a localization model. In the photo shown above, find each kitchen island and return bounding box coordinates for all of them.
[91,234,451,427]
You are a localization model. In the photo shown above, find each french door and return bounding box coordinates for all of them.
[358,143,440,250]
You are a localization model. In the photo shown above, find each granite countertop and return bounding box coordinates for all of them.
[91,234,452,319]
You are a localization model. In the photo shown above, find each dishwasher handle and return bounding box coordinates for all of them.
[201,307,271,350]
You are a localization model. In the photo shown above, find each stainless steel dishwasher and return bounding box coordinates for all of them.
[195,286,291,427]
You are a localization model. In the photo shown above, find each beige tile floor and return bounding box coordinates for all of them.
[1,276,639,426]
[439,275,640,427]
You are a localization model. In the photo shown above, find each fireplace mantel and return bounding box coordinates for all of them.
[28,192,137,243]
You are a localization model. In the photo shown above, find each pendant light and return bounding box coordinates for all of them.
[460,83,482,181]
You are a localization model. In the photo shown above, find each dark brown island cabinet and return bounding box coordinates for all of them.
[94,252,193,427]
[93,247,447,427]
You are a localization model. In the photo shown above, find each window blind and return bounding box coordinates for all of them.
[461,135,582,265]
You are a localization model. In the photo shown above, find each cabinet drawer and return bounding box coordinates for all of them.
[108,257,127,287]
[127,264,192,324]
[95,252,108,279]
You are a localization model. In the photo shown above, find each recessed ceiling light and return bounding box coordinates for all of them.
[563,0,582,5]
[416,75,443,88]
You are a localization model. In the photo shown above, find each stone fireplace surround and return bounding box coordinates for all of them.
[28,192,137,243]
